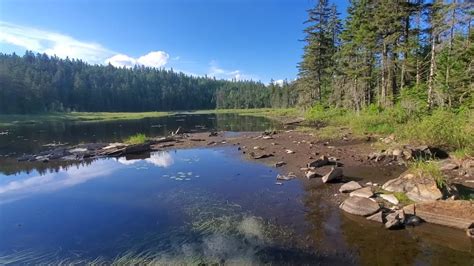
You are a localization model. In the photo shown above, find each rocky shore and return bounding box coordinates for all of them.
[14,129,474,237]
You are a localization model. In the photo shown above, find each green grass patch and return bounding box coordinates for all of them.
[409,160,447,189]
[393,192,414,205]
[124,133,148,145]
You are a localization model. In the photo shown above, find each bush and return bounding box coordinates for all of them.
[409,160,447,189]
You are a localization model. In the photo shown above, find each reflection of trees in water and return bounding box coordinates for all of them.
[0,157,96,176]
[0,114,279,156]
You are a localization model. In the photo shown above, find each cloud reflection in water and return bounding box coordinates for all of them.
[0,151,174,204]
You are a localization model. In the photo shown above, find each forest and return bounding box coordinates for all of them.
[0,52,296,113]
[0,0,472,116]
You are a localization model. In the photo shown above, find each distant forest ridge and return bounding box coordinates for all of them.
[0,52,296,114]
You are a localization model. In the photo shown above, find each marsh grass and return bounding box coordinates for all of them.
[124,133,148,144]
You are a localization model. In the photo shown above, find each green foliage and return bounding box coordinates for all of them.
[400,109,473,150]
[409,160,447,189]
[124,133,148,145]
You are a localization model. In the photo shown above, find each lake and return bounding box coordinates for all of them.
[0,114,472,264]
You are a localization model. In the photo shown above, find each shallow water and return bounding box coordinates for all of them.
[0,115,472,264]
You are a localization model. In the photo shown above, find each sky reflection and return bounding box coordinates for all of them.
[0,151,174,204]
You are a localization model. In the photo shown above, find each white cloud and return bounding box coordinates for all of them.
[0,21,169,68]
[117,152,174,168]
[137,51,169,67]
[208,61,256,81]
[273,79,285,86]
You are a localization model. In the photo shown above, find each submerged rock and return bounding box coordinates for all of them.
[349,186,374,198]
[275,161,286,167]
[322,167,343,183]
[339,196,380,216]
[382,171,443,202]
[339,181,362,193]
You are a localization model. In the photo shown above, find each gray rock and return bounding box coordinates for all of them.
[380,194,399,205]
[382,171,443,202]
[339,196,380,216]
[339,181,362,193]
[385,211,405,229]
[322,167,343,183]
[366,211,384,223]
[308,155,329,168]
[275,161,286,167]
[439,159,459,171]
[405,215,422,226]
[276,174,294,181]
[349,186,373,198]
[305,170,318,179]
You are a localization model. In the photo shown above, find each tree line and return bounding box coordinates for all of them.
[0,52,293,113]
[298,0,473,111]
[1,0,472,114]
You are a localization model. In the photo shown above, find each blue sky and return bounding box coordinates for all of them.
[0,0,348,83]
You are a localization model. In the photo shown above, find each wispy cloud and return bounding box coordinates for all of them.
[0,21,169,68]
[208,60,256,81]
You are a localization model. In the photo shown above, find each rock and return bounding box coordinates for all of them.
[322,167,343,183]
[461,159,474,169]
[392,148,403,157]
[405,215,422,226]
[124,143,151,154]
[339,196,380,216]
[366,211,384,223]
[375,154,386,162]
[339,181,362,193]
[467,225,474,238]
[250,152,273,159]
[262,136,273,140]
[403,201,474,230]
[253,146,263,150]
[305,170,318,179]
[385,211,405,229]
[382,171,443,202]
[209,131,218,137]
[286,149,295,154]
[277,174,292,181]
[307,155,329,167]
[275,161,286,167]
[439,159,459,171]
[69,148,88,153]
[380,194,399,205]
[349,186,374,198]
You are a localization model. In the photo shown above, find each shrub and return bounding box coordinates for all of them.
[409,160,447,189]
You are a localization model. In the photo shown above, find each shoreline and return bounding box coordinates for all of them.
[10,128,474,237]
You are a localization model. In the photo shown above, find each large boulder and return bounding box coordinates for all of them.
[380,194,399,205]
[339,181,362,193]
[339,196,380,216]
[403,200,474,230]
[322,167,343,183]
[385,210,405,229]
[382,171,443,202]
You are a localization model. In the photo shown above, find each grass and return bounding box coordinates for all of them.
[0,111,171,127]
[304,104,473,154]
[192,108,302,122]
[393,192,414,205]
[409,160,447,189]
[124,133,148,145]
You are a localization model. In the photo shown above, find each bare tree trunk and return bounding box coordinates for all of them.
[428,34,436,109]
[381,41,387,107]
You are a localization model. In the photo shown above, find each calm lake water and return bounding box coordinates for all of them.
[0,114,472,265]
